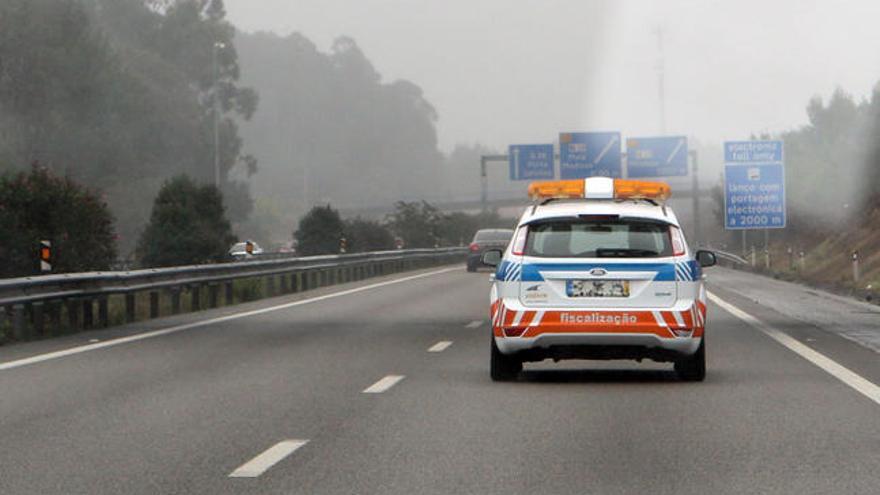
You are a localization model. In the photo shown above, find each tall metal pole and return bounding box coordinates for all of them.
[480,156,488,212]
[690,150,699,246]
[212,42,224,188]
[655,26,666,134]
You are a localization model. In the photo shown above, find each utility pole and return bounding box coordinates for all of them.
[654,26,667,134]
[212,41,226,188]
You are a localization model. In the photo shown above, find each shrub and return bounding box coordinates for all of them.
[0,164,117,277]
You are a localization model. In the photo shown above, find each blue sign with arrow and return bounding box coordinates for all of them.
[723,140,786,230]
[508,144,554,180]
[559,132,621,179]
[626,136,688,177]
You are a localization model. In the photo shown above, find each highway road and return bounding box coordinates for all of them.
[2,265,880,494]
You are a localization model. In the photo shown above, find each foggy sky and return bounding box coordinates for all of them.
[225,0,880,152]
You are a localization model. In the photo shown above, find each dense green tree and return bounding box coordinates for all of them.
[0,0,258,256]
[385,201,443,248]
[136,175,235,267]
[343,218,395,253]
[0,165,117,277]
[294,205,345,256]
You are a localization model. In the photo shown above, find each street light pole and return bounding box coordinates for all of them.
[212,42,225,188]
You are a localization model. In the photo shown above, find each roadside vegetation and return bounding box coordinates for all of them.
[712,87,880,294]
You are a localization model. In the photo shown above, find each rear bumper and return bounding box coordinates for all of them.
[495,333,701,362]
[490,298,707,361]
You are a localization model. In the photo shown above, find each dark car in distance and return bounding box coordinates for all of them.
[467,228,514,272]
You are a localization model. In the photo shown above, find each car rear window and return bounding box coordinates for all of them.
[524,219,672,258]
[474,230,513,242]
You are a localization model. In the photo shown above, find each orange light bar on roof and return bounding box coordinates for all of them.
[528,177,671,201]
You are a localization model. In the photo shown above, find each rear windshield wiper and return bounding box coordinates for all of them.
[596,248,660,258]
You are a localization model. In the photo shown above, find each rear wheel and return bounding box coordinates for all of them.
[490,337,522,381]
[675,337,706,382]
[466,260,477,272]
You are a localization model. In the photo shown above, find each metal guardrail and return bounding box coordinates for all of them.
[0,248,467,342]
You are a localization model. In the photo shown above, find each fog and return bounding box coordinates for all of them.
[226,0,880,151]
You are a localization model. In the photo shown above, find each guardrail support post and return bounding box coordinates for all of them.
[266,276,275,297]
[66,299,80,330]
[280,274,289,293]
[125,293,136,323]
[82,299,94,328]
[225,282,234,305]
[291,273,299,293]
[209,284,219,308]
[170,288,181,315]
[12,304,26,341]
[48,301,62,336]
[309,271,317,289]
[191,286,201,312]
[32,302,45,339]
[98,297,109,328]
[301,272,310,291]
[150,291,160,319]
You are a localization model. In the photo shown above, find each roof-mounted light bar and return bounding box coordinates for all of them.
[527,177,671,202]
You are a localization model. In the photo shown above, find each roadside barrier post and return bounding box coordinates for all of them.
[853,251,860,283]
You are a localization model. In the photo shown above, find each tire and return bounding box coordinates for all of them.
[675,337,706,382]
[466,260,477,272]
[490,337,522,381]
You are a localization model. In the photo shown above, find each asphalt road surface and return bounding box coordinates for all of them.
[2,265,880,494]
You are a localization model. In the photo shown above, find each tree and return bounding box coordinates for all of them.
[344,218,394,253]
[137,175,235,267]
[294,205,345,256]
[385,201,443,248]
[0,164,117,278]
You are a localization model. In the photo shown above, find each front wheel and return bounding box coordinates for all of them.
[674,337,706,382]
[490,337,522,381]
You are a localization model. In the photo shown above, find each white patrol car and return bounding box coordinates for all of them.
[481,177,716,382]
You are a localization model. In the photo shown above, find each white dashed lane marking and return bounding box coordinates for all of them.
[363,375,405,394]
[465,320,483,328]
[427,341,453,352]
[229,439,309,478]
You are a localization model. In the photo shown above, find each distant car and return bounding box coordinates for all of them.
[467,229,514,272]
[228,240,263,260]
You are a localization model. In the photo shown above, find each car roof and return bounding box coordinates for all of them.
[518,199,680,227]
[476,228,514,233]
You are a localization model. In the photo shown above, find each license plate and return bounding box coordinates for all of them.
[566,279,630,298]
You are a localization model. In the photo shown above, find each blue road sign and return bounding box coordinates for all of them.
[508,144,554,180]
[626,136,688,177]
[723,140,785,230]
[559,132,621,179]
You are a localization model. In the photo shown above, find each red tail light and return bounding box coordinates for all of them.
[511,227,528,256]
[469,242,480,252]
[503,326,527,337]
[670,226,686,256]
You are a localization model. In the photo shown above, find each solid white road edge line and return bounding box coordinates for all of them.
[708,291,880,406]
[229,439,309,478]
[428,341,453,353]
[0,267,460,372]
[465,320,483,328]
[363,374,405,394]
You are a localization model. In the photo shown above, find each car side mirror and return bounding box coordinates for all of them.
[481,249,503,267]
[696,250,716,268]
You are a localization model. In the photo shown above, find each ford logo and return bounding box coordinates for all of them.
[590,268,607,276]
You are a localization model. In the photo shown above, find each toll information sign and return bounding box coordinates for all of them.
[559,132,621,179]
[723,140,785,230]
[508,144,554,180]
[626,136,688,177]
